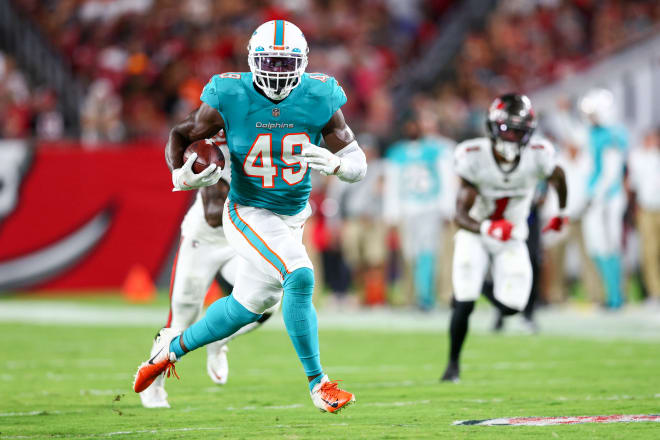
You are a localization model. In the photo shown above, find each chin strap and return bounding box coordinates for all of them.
[335,141,367,183]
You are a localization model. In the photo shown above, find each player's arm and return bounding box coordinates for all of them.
[547,165,567,210]
[454,178,481,234]
[542,165,569,232]
[166,103,226,191]
[200,179,230,227]
[301,109,367,183]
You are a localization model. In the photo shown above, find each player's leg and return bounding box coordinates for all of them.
[603,194,625,308]
[224,202,354,412]
[139,235,222,407]
[491,241,533,312]
[583,202,618,307]
[206,254,280,384]
[133,259,263,394]
[442,230,489,382]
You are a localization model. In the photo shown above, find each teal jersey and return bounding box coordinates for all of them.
[386,138,446,203]
[201,72,347,215]
[587,125,628,199]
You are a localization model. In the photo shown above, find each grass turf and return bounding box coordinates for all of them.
[1,321,659,439]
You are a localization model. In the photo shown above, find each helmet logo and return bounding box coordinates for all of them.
[272,108,280,117]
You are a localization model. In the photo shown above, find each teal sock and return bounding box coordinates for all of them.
[414,252,435,310]
[605,255,623,308]
[308,373,324,391]
[169,295,260,359]
[282,267,323,377]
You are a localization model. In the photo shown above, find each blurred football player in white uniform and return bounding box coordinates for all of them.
[441,94,568,382]
[140,134,277,408]
[580,89,628,309]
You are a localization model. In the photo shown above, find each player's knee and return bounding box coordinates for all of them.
[169,301,203,330]
[283,267,315,298]
[452,299,475,317]
[217,295,261,326]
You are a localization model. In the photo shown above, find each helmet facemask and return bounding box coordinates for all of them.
[248,52,307,100]
[490,122,533,162]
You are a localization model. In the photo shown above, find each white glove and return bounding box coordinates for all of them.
[171,152,222,192]
[301,143,341,176]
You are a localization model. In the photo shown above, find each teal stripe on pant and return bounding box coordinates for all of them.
[228,203,288,279]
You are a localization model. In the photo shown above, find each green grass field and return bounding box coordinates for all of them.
[2,300,660,439]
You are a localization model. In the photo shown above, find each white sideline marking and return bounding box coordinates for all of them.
[363,399,431,407]
[453,414,660,426]
[2,300,660,340]
[220,399,430,412]
[225,403,304,411]
[0,411,62,417]
[0,427,225,439]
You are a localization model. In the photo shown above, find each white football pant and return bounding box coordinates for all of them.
[452,229,532,311]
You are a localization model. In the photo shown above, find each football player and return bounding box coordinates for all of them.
[384,119,455,310]
[441,94,568,382]
[139,134,278,408]
[579,89,628,309]
[133,20,366,413]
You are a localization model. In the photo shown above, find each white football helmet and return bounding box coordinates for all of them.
[247,20,309,100]
[580,88,615,125]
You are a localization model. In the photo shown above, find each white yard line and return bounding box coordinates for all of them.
[0,427,225,439]
[1,299,659,340]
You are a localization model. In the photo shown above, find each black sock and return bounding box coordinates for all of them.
[449,300,475,363]
[257,312,272,324]
[482,282,518,316]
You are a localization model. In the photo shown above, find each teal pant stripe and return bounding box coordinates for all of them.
[274,20,284,45]
[228,203,288,278]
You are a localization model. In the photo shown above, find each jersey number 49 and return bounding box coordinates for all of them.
[243,133,310,187]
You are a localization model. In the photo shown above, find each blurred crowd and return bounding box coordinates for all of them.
[1,0,659,311]
[5,0,657,143]
[9,0,453,142]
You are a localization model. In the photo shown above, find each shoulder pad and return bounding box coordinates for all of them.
[200,73,248,110]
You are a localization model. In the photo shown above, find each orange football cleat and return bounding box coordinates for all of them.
[310,375,356,413]
[133,328,180,393]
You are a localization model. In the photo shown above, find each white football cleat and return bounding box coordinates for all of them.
[310,375,355,413]
[206,342,229,385]
[139,373,170,408]
[133,328,180,394]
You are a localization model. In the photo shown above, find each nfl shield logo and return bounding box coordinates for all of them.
[272,108,280,117]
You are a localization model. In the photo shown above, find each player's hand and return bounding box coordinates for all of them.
[480,219,514,241]
[301,143,341,176]
[542,216,568,233]
[171,152,222,192]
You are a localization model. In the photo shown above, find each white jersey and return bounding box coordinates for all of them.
[454,136,556,240]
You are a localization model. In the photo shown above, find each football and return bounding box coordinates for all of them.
[183,139,226,174]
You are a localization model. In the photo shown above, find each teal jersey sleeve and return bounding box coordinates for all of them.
[329,77,347,115]
[200,73,247,117]
[303,73,347,127]
[200,75,222,111]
